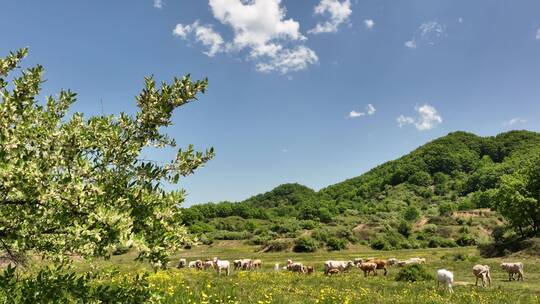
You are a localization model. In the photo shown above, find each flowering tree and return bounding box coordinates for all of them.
[0,49,213,266]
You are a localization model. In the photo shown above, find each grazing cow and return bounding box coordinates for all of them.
[387,258,399,266]
[240,259,253,270]
[177,258,187,268]
[213,257,231,276]
[233,260,242,270]
[306,266,314,274]
[285,260,306,273]
[323,260,355,275]
[202,260,214,270]
[437,269,454,293]
[501,262,524,281]
[358,262,377,277]
[408,257,426,264]
[326,268,340,276]
[367,259,388,276]
[251,259,262,269]
[353,258,364,266]
[472,264,491,287]
[188,260,202,270]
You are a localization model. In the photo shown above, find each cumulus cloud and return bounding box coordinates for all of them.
[367,103,376,115]
[536,28,540,40]
[153,0,163,9]
[348,104,376,119]
[397,115,415,127]
[364,19,374,30]
[173,21,224,57]
[404,39,417,49]
[405,21,446,49]
[256,46,318,74]
[397,104,442,130]
[503,118,527,126]
[174,0,318,74]
[349,110,365,118]
[309,0,352,34]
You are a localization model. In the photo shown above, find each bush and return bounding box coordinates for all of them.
[456,234,476,246]
[198,234,214,245]
[311,228,330,242]
[211,230,251,240]
[370,238,390,250]
[403,206,421,221]
[325,237,347,251]
[246,235,268,246]
[427,236,457,248]
[293,237,319,253]
[0,265,152,303]
[395,264,434,282]
[439,202,457,216]
[263,239,292,252]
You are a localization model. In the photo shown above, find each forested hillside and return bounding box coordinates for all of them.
[181,130,540,252]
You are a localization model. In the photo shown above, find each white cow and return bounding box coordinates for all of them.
[324,260,355,275]
[213,257,230,276]
[437,269,454,293]
[501,262,524,281]
[472,264,491,287]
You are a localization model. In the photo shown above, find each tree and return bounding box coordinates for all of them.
[403,206,420,221]
[0,49,213,266]
[495,160,540,237]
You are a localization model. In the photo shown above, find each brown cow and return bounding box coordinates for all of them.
[367,259,388,276]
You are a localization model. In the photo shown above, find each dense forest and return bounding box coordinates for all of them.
[181,130,540,253]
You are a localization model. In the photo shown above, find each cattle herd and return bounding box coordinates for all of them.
[176,256,525,292]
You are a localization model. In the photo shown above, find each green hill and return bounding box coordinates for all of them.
[181,130,540,252]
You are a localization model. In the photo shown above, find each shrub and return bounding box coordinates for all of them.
[311,229,330,242]
[427,236,457,248]
[247,235,271,246]
[456,234,477,246]
[403,206,421,221]
[325,237,347,251]
[211,230,250,240]
[264,239,292,252]
[0,265,152,303]
[439,202,457,216]
[370,238,390,250]
[422,224,438,234]
[395,264,434,282]
[293,237,319,253]
[198,234,214,245]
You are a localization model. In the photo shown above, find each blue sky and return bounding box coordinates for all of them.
[2,0,540,206]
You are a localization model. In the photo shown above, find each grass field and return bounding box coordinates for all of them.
[78,241,540,303]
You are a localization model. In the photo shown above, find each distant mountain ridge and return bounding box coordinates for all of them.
[182,130,540,252]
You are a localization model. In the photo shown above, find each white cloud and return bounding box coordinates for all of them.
[173,21,224,57]
[281,148,289,153]
[349,110,365,118]
[397,104,442,130]
[366,103,376,115]
[419,22,445,38]
[458,17,463,23]
[536,28,540,40]
[309,0,352,34]
[503,118,527,126]
[364,19,374,30]
[404,39,417,49]
[153,0,163,9]
[415,104,442,130]
[405,21,446,49]
[256,46,318,74]
[174,0,318,74]
[397,115,415,127]
[348,104,376,119]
